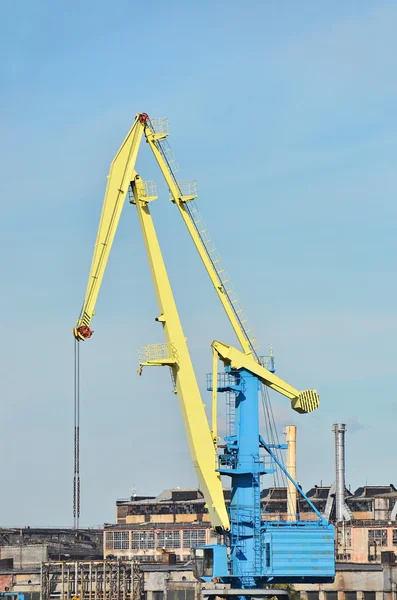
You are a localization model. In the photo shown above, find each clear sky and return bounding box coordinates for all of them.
[1,0,396,527]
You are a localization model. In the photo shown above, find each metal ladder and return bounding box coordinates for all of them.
[252,468,263,575]
[226,391,236,437]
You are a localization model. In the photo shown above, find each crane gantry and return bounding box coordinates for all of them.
[74,113,335,593]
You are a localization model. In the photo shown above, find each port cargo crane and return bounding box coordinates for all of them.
[74,113,335,593]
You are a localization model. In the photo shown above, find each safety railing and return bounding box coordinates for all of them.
[206,371,240,391]
[138,342,176,363]
[169,180,198,200]
[149,117,169,135]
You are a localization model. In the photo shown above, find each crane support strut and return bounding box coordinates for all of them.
[131,175,230,531]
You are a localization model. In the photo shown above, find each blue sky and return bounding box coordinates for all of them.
[1,0,397,526]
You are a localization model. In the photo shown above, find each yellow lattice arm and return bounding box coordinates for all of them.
[73,113,148,340]
[143,125,255,358]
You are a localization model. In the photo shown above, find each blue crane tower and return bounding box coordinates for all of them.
[203,355,334,589]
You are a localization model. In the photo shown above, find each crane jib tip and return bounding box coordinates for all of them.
[74,325,94,341]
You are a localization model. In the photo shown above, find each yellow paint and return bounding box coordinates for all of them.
[143,125,320,413]
[131,175,230,531]
[212,341,319,414]
[74,114,146,340]
[144,129,255,358]
[211,347,219,446]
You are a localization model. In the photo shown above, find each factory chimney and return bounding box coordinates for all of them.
[332,423,353,521]
[285,425,297,521]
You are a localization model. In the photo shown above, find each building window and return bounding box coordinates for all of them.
[265,543,270,568]
[167,592,194,600]
[345,593,356,600]
[368,529,387,546]
[106,531,129,550]
[182,530,206,549]
[337,527,351,547]
[393,530,397,545]
[114,531,129,550]
[157,530,181,549]
[363,593,376,600]
[336,553,351,560]
[326,593,337,600]
[307,592,319,600]
[153,593,164,600]
[132,531,155,550]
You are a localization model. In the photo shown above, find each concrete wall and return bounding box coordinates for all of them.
[296,569,383,592]
[143,569,198,600]
[0,545,48,569]
[0,574,13,592]
[0,571,40,600]
[125,515,211,525]
[351,528,368,562]
[342,525,397,562]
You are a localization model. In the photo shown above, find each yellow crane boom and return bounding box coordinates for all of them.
[131,175,229,530]
[73,114,229,529]
[144,125,256,358]
[74,113,148,341]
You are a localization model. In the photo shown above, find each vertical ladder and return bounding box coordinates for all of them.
[252,466,263,575]
[226,391,236,437]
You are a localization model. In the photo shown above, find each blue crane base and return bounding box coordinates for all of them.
[200,366,335,589]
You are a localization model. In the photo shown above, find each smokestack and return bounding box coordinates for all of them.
[323,424,353,522]
[332,423,351,521]
[285,425,297,522]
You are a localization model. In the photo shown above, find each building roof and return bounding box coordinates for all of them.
[354,485,397,498]
[336,563,383,572]
[261,488,288,500]
[306,486,332,499]
[0,568,41,575]
[117,488,232,506]
[140,564,194,572]
[105,522,210,531]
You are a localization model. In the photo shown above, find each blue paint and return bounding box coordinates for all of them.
[206,361,335,589]
[195,545,229,582]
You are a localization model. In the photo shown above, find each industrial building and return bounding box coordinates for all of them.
[0,528,103,567]
[106,484,397,565]
[37,556,397,600]
[0,528,103,600]
[1,419,396,600]
[2,484,397,600]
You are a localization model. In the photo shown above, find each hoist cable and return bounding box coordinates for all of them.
[73,339,80,529]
